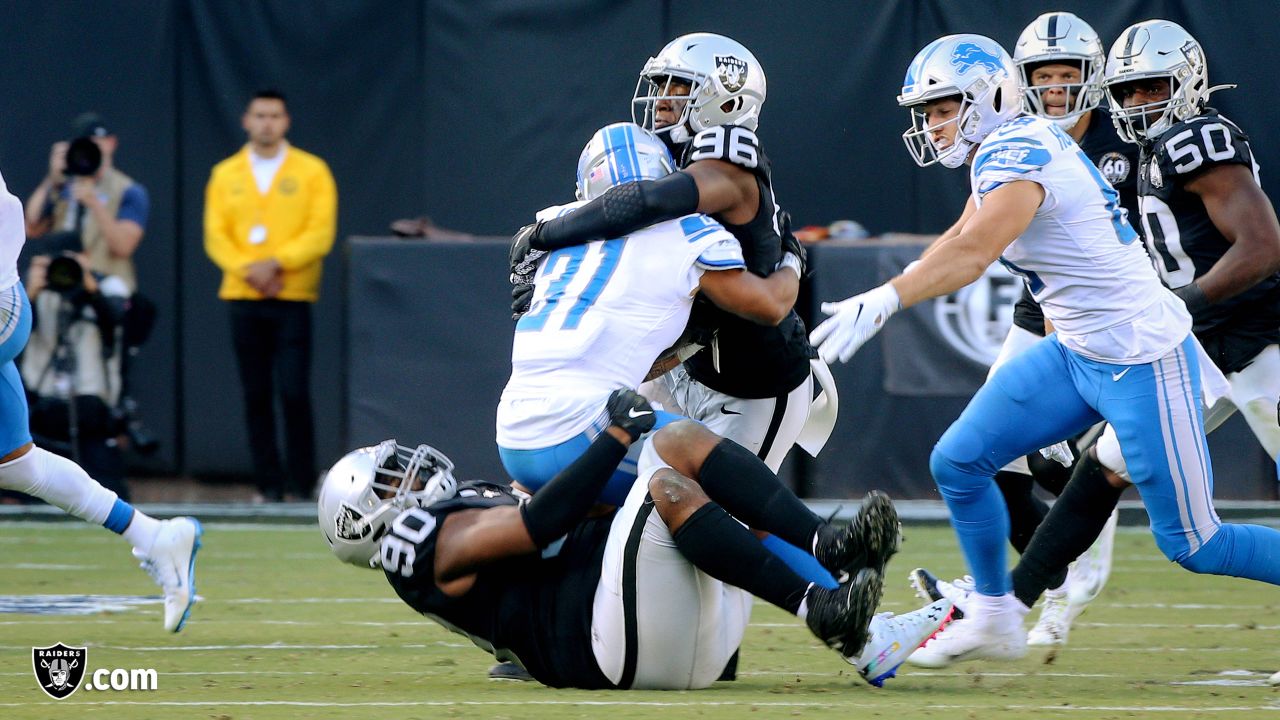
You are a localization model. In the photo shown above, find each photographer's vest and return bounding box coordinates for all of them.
[51,167,138,293]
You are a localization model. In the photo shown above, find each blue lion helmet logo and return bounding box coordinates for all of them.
[950,43,1004,75]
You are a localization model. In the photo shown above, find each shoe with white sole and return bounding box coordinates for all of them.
[909,568,973,619]
[907,611,1027,668]
[1066,509,1118,619]
[1027,587,1070,646]
[134,517,203,632]
[854,599,953,687]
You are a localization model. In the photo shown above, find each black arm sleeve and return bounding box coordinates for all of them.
[519,432,629,548]
[531,171,700,251]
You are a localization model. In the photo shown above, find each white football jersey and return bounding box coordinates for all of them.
[496,203,744,448]
[972,115,1190,363]
[0,169,25,292]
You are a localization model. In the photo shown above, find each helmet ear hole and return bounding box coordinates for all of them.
[992,86,1005,113]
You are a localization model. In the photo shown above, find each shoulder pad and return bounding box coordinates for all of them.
[688,125,761,170]
[1154,113,1252,177]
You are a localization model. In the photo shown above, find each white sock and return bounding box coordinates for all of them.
[122,512,163,554]
[0,447,117,524]
[969,591,1030,628]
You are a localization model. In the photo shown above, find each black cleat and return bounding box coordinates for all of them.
[814,491,901,577]
[805,567,884,660]
[488,661,533,681]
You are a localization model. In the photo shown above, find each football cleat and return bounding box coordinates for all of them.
[488,661,533,681]
[909,568,973,619]
[854,599,953,687]
[1027,587,1071,646]
[134,517,203,632]
[907,612,1027,668]
[806,567,884,661]
[814,492,901,577]
[1066,509,1118,618]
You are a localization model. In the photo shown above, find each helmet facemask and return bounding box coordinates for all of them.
[369,440,458,511]
[1020,58,1103,131]
[1106,75,1187,144]
[902,88,995,169]
[633,72,700,145]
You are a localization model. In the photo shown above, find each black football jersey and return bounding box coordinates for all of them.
[677,125,815,399]
[382,480,615,689]
[1013,108,1142,336]
[1136,109,1280,373]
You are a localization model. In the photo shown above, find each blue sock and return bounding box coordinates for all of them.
[760,534,838,589]
[103,498,135,535]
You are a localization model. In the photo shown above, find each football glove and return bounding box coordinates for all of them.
[779,212,808,279]
[810,283,901,364]
[606,388,656,442]
[1038,441,1075,468]
[509,222,546,287]
[511,282,535,321]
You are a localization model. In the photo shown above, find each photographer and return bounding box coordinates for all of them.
[20,251,132,498]
[24,113,149,292]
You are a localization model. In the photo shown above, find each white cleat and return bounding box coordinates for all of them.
[906,614,1027,668]
[908,568,973,618]
[1066,509,1118,619]
[854,599,953,687]
[1027,587,1070,646]
[134,517,203,632]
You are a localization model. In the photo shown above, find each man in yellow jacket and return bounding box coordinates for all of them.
[204,89,337,502]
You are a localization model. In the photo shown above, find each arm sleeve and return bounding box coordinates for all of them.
[531,171,700,251]
[116,184,150,228]
[519,431,629,548]
[202,170,242,274]
[276,161,338,271]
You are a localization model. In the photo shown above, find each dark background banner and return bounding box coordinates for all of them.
[0,1,1275,491]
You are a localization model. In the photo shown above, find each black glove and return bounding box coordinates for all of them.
[606,388,656,442]
[509,222,546,286]
[779,212,808,279]
[511,282,534,321]
[1173,282,1210,315]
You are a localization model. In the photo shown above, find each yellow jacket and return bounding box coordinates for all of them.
[203,145,337,302]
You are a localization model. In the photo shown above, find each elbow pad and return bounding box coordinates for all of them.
[532,172,701,251]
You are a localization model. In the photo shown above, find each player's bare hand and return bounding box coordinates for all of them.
[810,283,901,364]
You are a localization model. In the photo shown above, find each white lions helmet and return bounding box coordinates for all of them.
[898,34,1022,168]
[1103,20,1223,144]
[1013,12,1106,131]
[576,122,675,201]
[317,440,458,569]
[632,33,766,145]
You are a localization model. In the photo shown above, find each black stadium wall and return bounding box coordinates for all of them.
[0,1,1276,498]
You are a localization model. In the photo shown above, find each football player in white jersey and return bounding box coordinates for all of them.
[812,33,1280,667]
[496,122,805,504]
[0,166,201,632]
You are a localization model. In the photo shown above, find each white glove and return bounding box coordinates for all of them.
[810,283,901,364]
[1039,441,1075,468]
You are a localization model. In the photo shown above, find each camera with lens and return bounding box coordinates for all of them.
[64,137,102,178]
[44,254,85,295]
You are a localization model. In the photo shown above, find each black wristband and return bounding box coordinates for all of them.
[1173,282,1210,315]
[520,432,628,548]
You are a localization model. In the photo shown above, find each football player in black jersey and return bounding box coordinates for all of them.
[318,389,948,689]
[508,32,842,678]
[931,19,1280,646]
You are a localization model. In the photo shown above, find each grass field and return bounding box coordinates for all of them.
[0,521,1277,720]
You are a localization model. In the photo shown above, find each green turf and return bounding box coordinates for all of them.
[0,522,1277,719]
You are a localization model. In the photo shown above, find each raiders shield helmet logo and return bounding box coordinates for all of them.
[714,54,749,93]
[334,503,372,541]
[1097,152,1131,185]
[33,643,87,699]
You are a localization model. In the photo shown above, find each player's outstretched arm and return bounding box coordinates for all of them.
[1179,164,1280,309]
[919,195,978,259]
[529,171,703,251]
[432,390,652,586]
[810,181,1042,364]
